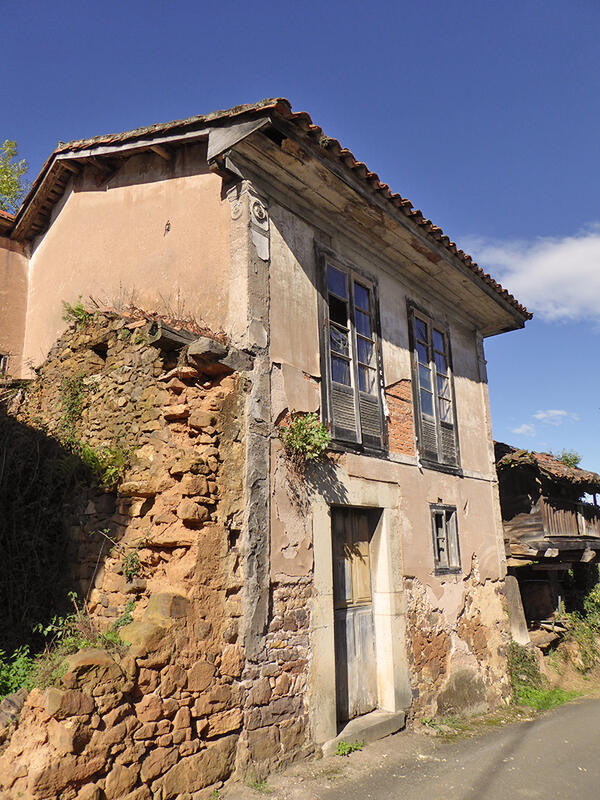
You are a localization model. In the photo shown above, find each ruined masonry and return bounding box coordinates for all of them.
[0,312,311,800]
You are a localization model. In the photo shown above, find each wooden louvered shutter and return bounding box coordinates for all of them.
[327,264,360,443]
[352,280,384,450]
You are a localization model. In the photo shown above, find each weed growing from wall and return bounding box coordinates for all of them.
[279,411,331,471]
[61,298,91,329]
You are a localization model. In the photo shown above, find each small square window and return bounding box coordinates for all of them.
[0,354,9,377]
[430,505,461,573]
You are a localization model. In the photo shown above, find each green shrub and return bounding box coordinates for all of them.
[0,646,35,700]
[279,411,331,467]
[335,739,364,756]
[61,298,91,328]
[508,641,578,709]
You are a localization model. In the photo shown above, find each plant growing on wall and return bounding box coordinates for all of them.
[279,411,331,470]
[61,298,91,329]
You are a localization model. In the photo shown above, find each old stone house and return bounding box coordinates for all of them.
[0,98,531,794]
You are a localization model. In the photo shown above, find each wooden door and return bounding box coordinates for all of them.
[333,508,377,723]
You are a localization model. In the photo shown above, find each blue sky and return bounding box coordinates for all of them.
[2,0,599,469]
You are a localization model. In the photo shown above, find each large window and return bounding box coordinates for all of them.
[430,505,461,573]
[322,262,385,450]
[410,307,459,468]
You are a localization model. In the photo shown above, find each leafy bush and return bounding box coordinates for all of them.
[279,411,331,467]
[0,646,35,700]
[556,449,582,468]
[508,641,578,709]
[335,739,364,756]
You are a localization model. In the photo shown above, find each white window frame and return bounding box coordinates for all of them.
[320,256,386,451]
[409,304,460,469]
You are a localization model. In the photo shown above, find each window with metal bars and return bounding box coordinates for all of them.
[409,305,459,468]
[430,505,461,573]
[322,262,385,450]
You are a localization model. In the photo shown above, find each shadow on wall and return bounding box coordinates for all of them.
[305,457,349,506]
[0,403,117,653]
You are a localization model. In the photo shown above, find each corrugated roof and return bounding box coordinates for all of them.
[495,442,600,492]
[10,98,530,319]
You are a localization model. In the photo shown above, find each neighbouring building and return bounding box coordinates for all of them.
[0,99,531,796]
[496,442,600,632]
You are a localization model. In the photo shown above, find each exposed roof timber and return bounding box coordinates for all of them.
[255,119,527,329]
[150,144,172,161]
[206,117,270,161]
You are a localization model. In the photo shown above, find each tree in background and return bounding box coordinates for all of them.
[0,140,28,214]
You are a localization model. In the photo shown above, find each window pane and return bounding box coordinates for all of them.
[434,351,447,374]
[418,364,432,392]
[359,366,376,393]
[446,511,460,569]
[439,398,452,422]
[433,329,445,352]
[355,309,371,337]
[357,336,373,365]
[433,512,445,562]
[417,341,428,364]
[437,374,450,400]
[330,327,349,356]
[329,294,348,326]
[328,265,347,298]
[331,355,351,386]
[420,389,434,417]
[415,318,428,342]
[353,282,370,311]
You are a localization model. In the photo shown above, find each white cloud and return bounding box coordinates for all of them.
[511,423,536,436]
[464,224,600,321]
[533,409,579,425]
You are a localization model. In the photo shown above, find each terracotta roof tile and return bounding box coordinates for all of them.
[495,442,600,492]
[13,98,530,319]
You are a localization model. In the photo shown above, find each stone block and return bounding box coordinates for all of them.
[246,725,280,761]
[177,498,210,523]
[104,763,139,799]
[220,645,244,678]
[44,687,94,719]
[188,410,217,430]
[207,708,243,737]
[188,660,215,692]
[136,693,163,723]
[140,746,179,782]
[145,593,189,623]
[163,403,190,420]
[180,474,209,496]
[187,338,228,361]
[160,734,237,798]
[119,620,166,650]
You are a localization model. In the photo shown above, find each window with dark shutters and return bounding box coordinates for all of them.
[409,306,459,469]
[322,262,385,451]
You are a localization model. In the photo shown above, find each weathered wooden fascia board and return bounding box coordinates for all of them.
[225,144,505,337]
[231,135,515,336]
[267,117,527,331]
[207,118,270,162]
[11,128,213,241]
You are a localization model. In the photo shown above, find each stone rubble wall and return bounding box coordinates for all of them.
[404,560,512,718]
[0,311,312,800]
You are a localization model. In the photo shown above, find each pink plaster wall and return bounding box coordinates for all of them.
[0,236,28,376]
[23,144,230,370]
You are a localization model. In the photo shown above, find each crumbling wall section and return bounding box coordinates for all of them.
[404,562,511,717]
[0,311,310,799]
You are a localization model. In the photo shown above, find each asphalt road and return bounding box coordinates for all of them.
[315,698,600,800]
[230,698,600,800]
